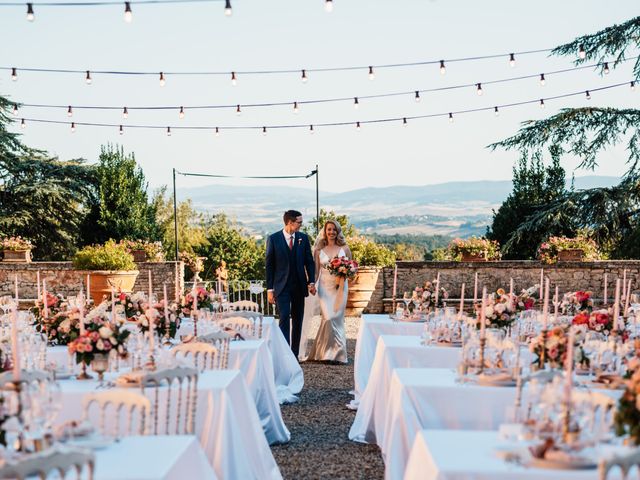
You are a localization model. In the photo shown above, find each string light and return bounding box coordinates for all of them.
[539,73,545,86]
[356,121,361,131]
[539,98,545,108]
[215,127,220,136]
[603,62,610,74]
[354,97,359,109]
[579,45,586,59]
[236,104,241,115]
[439,60,446,75]
[85,70,92,85]
[124,2,132,22]
[402,117,407,126]
[585,90,591,100]
[293,101,299,114]
[448,112,453,123]
[123,107,128,119]
[26,3,34,21]
[231,71,237,86]
[324,0,333,13]
[368,66,375,80]
[71,122,76,133]
[224,0,232,16]
[309,124,315,134]
[166,126,171,136]
[67,106,73,117]
[414,91,421,102]
[11,67,17,81]
[179,106,185,119]
[476,83,483,96]
[20,118,25,129]
[262,126,267,136]
[159,72,166,87]
[494,106,499,116]
[301,69,308,83]
[12,104,18,116]
[509,53,515,67]
[632,81,636,91]
[119,125,124,135]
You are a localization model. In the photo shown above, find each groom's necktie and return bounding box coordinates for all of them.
[288,235,293,250]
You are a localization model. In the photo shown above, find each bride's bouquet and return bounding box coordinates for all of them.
[326,257,359,289]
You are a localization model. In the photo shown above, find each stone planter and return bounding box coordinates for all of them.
[131,250,147,263]
[461,252,488,262]
[2,249,31,263]
[86,270,139,305]
[346,267,381,317]
[557,249,585,262]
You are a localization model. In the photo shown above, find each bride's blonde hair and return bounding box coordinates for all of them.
[314,219,347,250]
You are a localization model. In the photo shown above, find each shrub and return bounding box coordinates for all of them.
[72,240,136,271]
[1,236,33,251]
[537,235,602,264]
[448,236,501,261]
[347,235,395,267]
[121,239,165,261]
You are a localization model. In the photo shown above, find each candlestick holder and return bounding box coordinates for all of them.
[478,336,486,374]
[192,310,199,338]
[561,399,572,445]
[539,328,547,368]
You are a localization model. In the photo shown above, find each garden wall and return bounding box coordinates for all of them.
[0,261,184,304]
[366,260,640,314]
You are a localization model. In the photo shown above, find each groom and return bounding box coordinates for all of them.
[266,210,316,357]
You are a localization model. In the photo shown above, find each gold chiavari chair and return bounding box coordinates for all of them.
[172,342,220,371]
[0,446,95,480]
[82,390,151,438]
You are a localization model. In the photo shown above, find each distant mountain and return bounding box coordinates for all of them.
[180,175,620,236]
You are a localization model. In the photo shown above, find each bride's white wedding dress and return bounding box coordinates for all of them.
[306,248,348,363]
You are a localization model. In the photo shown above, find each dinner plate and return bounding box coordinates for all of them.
[436,341,462,347]
[527,456,597,470]
[476,376,517,387]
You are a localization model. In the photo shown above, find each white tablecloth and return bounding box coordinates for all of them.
[404,429,621,480]
[381,368,520,480]
[95,435,216,480]
[349,336,460,444]
[352,315,424,405]
[55,370,282,480]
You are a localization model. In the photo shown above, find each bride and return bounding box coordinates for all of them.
[304,219,351,364]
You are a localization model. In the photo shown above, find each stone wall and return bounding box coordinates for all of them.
[367,260,640,314]
[0,261,185,302]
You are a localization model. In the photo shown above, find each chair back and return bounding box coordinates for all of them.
[228,300,260,312]
[83,390,151,438]
[197,331,231,369]
[0,446,95,480]
[141,366,198,436]
[219,315,263,339]
[0,370,53,389]
[172,342,220,371]
[599,447,640,480]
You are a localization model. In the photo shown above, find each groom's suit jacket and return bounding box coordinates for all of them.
[265,230,315,298]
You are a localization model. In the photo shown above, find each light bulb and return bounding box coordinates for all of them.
[11,68,17,81]
[603,62,610,74]
[439,60,446,75]
[402,117,407,127]
[85,70,92,85]
[166,126,171,136]
[293,101,299,114]
[354,97,359,109]
[119,125,124,135]
[224,0,232,16]
[539,99,545,109]
[539,73,545,86]
[476,83,483,96]
[262,126,267,136]
[309,125,315,134]
[324,0,333,12]
[12,104,18,116]
[494,106,499,116]
[179,106,185,119]
[123,107,128,119]
[159,72,166,87]
[124,2,132,22]
[585,90,591,100]
[20,118,25,129]
[509,53,515,67]
[368,66,375,80]
[215,127,220,137]
[578,45,586,59]
[71,122,76,133]
[448,112,453,123]
[231,71,237,86]
[236,104,241,115]
[356,121,361,131]
[301,69,308,83]
[414,91,421,102]
[67,106,73,117]
[26,3,34,21]
[632,81,636,91]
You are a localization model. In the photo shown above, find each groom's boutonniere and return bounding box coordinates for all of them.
[297,238,302,245]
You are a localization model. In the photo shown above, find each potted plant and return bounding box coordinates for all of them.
[73,240,139,305]
[448,237,501,262]
[1,236,33,263]
[537,235,601,264]
[122,239,165,263]
[346,236,395,317]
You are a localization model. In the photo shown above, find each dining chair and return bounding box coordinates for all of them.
[197,331,231,369]
[599,447,640,479]
[228,300,260,312]
[172,342,220,371]
[0,446,95,480]
[82,389,151,438]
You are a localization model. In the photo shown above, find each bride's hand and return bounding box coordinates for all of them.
[308,284,317,296]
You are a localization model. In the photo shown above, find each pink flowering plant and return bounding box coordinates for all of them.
[537,235,601,264]
[514,285,539,311]
[530,326,569,370]
[121,239,165,262]
[448,237,500,261]
[572,309,613,334]
[0,236,33,251]
[477,288,517,329]
[115,291,147,320]
[30,292,65,323]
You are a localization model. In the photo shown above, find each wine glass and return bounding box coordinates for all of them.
[402,292,412,315]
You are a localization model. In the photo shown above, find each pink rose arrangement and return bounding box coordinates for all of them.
[325,256,358,288]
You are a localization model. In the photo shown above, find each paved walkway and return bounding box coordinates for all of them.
[271,319,384,479]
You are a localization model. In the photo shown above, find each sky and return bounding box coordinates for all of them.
[2,0,639,194]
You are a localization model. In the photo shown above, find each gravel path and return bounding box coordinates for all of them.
[271,317,384,480]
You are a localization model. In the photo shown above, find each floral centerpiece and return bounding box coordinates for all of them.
[614,357,640,445]
[561,291,593,316]
[30,292,65,323]
[326,257,359,287]
[121,239,165,262]
[514,285,539,312]
[115,291,147,321]
[478,288,516,329]
[35,309,83,346]
[537,235,601,264]
[530,326,569,370]
[413,280,448,309]
[180,286,213,315]
[448,236,501,262]
[572,309,613,334]
[137,299,181,339]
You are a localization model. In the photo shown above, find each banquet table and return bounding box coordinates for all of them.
[47,340,290,445]
[55,369,282,480]
[352,315,424,405]
[403,429,623,480]
[93,435,216,480]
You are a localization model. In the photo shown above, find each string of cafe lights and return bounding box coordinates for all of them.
[14,80,635,135]
[9,58,635,119]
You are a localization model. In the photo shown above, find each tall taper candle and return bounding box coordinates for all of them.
[623,270,628,301]
[111,286,116,324]
[86,274,91,299]
[480,287,487,339]
[603,273,608,305]
[14,275,19,303]
[554,284,559,319]
[36,271,41,301]
[542,278,550,330]
[42,279,48,318]
[192,283,198,314]
[458,283,465,318]
[163,283,169,328]
[509,278,514,310]
[175,262,179,303]
[11,305,20,381]
[539,268,544,300]
[392,265,398,299]
[473,272,478,305]
[624,279,632,318]
[148,270,153,301]
[78,287,86,336]
[434,272,441,305]
[613,279,621,330]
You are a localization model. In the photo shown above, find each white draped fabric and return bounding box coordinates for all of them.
[352,315,424,406]
[55,370,282,480]
[349,335,460,444]
[94,435,216,480]
[403,429,621,480]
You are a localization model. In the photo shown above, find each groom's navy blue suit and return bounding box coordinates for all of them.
[265,230,315,357]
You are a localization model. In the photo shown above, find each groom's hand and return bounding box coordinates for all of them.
[308,284,317,295]
[267,290,275,304]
